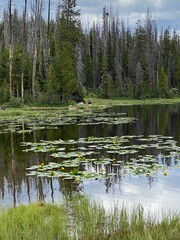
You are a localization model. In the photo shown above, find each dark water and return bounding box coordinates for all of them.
[0,104,180,213]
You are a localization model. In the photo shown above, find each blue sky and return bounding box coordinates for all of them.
[1,0,180,33]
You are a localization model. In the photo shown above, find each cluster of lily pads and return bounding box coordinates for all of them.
[26,162,107,181]
[0,111,136,134]
[24,135,180,180]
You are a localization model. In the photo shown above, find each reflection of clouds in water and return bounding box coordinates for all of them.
[83,170,180,216]
[1,158,180,213]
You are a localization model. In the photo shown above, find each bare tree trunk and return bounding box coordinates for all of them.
[32,43,37,96]
[9,0,13,98]
[21,0,27,103]
[31,0,37,97]
[31,0,43,97]
[21,70,24,101]
[9,43,13,97]
[47,0,51,80]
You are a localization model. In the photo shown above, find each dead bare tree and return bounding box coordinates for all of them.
[47,0,51,79]
[31,0,43,97]
[21,0,27,102]
[8,0,13,98]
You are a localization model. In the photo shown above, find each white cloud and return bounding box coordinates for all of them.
[118,0,136,6]
[77,0,180,32]
[83,169,180,215]
[0,0,180,33]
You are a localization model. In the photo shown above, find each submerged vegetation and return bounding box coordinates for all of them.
[0,196,180,240]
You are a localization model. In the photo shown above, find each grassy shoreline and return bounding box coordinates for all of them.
[0,197,180,240]
[88,97,180,107]
[0,97,180,118]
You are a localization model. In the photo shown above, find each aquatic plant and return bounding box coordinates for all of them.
[24,134,180,179]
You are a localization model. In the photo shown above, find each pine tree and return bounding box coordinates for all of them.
[145,9,157,95]
[1,3,180,103]
[0,42,9,102]
[101,50,113,98]
[48,0,83,102]
[175,57,180,91]
[135,61,144,97]
[158,66,169,97]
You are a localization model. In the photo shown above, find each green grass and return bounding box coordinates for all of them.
[87,97,180,108]
[0,203,69,240]
[0,97,180,119]
[0,197,180,240]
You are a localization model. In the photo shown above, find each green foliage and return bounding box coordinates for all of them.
[141,81,150,98]
[126,80,134,97]
[0,3,180,104]
[161,28,171,71]
[101,71,115,98]
[0,45,9,102]
[100,47,116,98]
[12,44,23,91]
[60,43,79,99]
[83,53,93,89]
[134,20,148,74]
[0,79,9,103]
[158,66,169,97]
[48,0,83,102]
[175,58,180,91]
[4,97,23,108]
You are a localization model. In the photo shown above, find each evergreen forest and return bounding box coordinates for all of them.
[0,0,180,105]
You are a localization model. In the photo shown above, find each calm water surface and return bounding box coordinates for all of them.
[0,104,180,213]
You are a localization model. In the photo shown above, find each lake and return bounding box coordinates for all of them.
[0,103,180,214]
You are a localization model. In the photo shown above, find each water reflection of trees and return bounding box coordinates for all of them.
[0,104,179,206]
[11,131,16,206]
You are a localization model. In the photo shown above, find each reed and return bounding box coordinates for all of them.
[0,197,179,240]
[0,203,69,240]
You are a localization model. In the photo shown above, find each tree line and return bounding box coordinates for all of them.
[0,0,180,105]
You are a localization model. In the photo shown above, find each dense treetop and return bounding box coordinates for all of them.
[0,1,179,105]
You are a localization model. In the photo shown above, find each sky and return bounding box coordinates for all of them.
[77,0,180,33]
[1,0,180,33]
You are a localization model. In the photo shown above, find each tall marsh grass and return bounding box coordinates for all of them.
[0,197,180,240]
[0,203,69,240]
